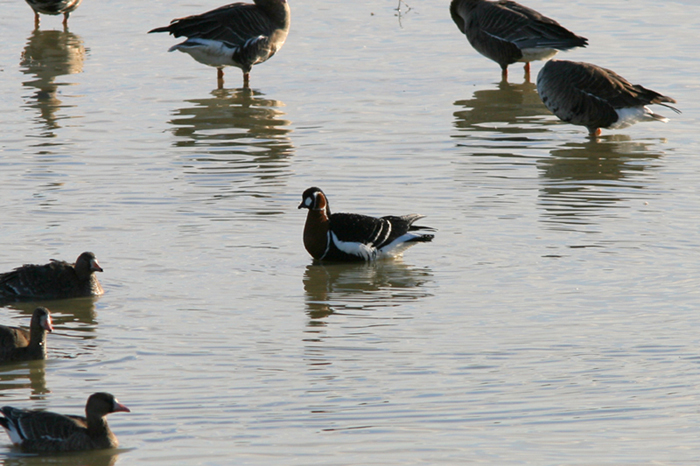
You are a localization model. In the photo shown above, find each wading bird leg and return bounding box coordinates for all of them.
[217,68,224,89]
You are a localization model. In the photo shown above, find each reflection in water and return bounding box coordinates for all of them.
[2,449,120,466]
[538,135,663,229]
[20,29,86,136]
[5,297,99,328]
[0,360,48,396]
[302,261,433,322]
[169,88,294,204]
[453,79,550,138]
[302,262,433,428]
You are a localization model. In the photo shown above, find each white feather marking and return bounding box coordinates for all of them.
[330,232,376,260]
[611,106,669,129]
[169,39,239,67]
[518,47,558,63]
[4,423,24,445]
[377,233,423,258]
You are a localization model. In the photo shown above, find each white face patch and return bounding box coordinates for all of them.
[305,197,313,207]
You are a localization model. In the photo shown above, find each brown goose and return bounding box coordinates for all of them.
[537,60,680,136]
[450,0,587,79]
[149,0,291,89]
[0,252,104,302]
[25,0,82,29]
[0,392,130,453]
[0,307,53,362]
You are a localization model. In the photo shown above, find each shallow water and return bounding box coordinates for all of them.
[1,0,700,464]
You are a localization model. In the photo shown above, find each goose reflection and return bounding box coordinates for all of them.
[453,79,549,137]
[0,360,48,396]
[2,450,120,466]
[5,297,99,327]
[168,88,294,203]
[20,29,86,136]
[302,261,433,322]
[538,135,663,230]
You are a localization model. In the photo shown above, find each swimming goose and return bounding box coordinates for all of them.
[0,252,104,301]
[0,307,53,362]
[298,187,435,262]
[450,0,587,79]
[0,392,129,453]
[149,0,291,89]
[537,59,679,136]
[25,0,82,29]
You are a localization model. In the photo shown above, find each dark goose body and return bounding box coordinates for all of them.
[0,392,129,453]
[149,0,291,89]
[450,0,587,79]
[0,308,53,362]
[0,252,104,302]
[299,187,435,262]
[537,60,679,136]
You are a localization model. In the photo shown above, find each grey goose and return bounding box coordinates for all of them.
[0,307,53,362]
[0,392,129,453]
[149,0,291,89]
[25,0,82,29]
[0,252,104,301]
[537,59,679,136]
[450,0,587,79]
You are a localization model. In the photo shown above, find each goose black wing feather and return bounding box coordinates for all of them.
[149,3,276,49]
[329,213,392,247]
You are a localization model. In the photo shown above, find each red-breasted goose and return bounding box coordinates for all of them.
[450,0,587,79]
[298,187,435,262]
[537,59,680,136]
[25,0,82,29]
[0,307,53,362]
[0,252,104,301]
[149,0,291,89]
[0,392,130,453]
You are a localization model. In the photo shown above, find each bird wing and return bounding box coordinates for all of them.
[0,326,30,348]
[1,408,85,444]
[479,1,586,50]
[329,213,392,247]
[151,3,277,49]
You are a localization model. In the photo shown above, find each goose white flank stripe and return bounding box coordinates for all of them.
[450,0,587,80]
[536,59,680,136]
[298,187,435,262]
[149,0,291,89]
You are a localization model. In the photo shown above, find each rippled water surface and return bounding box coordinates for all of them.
[1,0,700,464]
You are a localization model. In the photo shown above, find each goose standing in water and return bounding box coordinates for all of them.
[149,0,291,89]
[537,59,679,136]
[450,0,587,80]
[25,0,82,29]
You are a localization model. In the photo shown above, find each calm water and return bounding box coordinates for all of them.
[1,0,700,464]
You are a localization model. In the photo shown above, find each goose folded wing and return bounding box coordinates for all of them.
[164,4,276,48]
[329,214,392,246]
